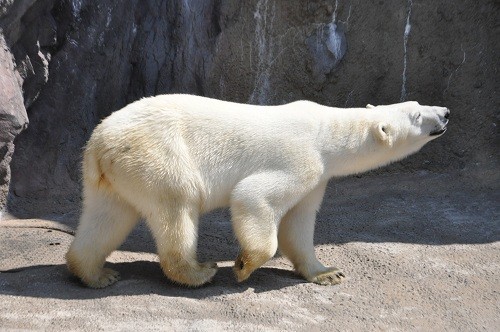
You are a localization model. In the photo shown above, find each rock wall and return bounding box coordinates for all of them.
[0,0,498,216]
[0,33,28,209]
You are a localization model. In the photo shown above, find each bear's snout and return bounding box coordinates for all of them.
[442,110,449,127]
[429,108,449,137]
[444,108,450,120]
[442,108,450,128]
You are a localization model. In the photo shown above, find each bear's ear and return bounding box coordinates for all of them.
[373,122,393,146]
[366,104,375,109]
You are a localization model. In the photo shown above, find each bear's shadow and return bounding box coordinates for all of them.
[0,261,304,300]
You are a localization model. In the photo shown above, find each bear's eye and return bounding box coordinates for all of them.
[414,112,421,121]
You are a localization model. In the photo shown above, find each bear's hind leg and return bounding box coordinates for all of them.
[66,189,139,288]
[278,183,345,285]
[146,202,217,287]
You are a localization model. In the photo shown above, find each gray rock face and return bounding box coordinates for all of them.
[0,34,28,208]
[0,0,498,216]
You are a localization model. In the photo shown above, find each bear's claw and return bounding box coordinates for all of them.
[310,267,345,286]
[161,260,218,287]
[233,250,271,283]
[86,268,121,288]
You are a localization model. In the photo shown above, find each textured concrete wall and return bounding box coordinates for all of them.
[0,0,498,216]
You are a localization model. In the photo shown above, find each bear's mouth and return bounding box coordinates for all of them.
[430,127,447,136]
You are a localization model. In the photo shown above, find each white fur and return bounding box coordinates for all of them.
[66,94,449,287]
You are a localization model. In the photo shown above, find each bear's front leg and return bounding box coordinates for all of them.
[230,171,321,282]
[146,203,218,287]
[278,182,345,285]
[231,199,279,282]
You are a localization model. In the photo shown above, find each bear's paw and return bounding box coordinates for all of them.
[309,267,345,286]
[85,268,121,288]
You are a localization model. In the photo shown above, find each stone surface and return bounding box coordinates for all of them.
[0,0,498,213]
[0,34,28,208]
[0,171,498,330]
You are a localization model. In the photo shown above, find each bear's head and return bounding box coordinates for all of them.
[371,101,449,159]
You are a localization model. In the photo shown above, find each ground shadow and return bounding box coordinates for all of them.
[0,261,304,300]
[10,171,500,250]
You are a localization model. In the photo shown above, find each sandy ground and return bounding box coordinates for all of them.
[1,170,499,331]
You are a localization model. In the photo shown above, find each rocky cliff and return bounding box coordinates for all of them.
[0,0,498,216]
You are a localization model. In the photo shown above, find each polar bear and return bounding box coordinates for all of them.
[66,94,449,288]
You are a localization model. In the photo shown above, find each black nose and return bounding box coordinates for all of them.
[444,109,450,119]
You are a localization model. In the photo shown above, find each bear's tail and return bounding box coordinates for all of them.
[81,142,109,190]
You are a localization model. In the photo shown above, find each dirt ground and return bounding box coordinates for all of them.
[1,170,499,331]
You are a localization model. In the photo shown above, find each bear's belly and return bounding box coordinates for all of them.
[199,174,240,213]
